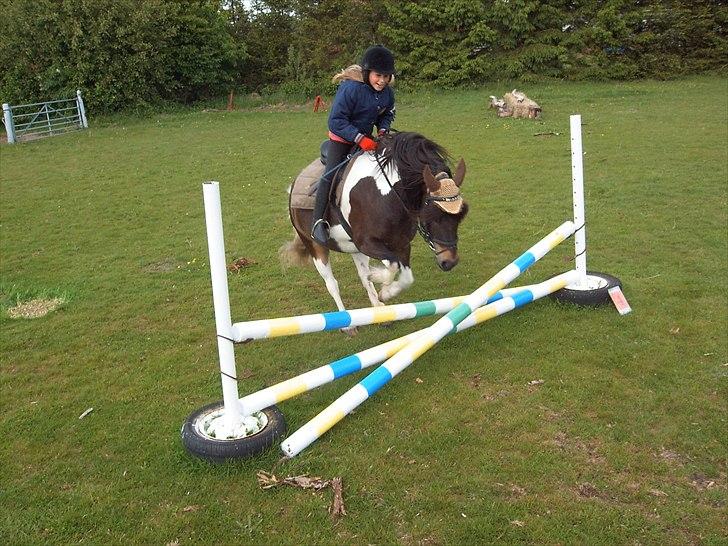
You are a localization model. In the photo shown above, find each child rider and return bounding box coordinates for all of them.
[311,45,396,244]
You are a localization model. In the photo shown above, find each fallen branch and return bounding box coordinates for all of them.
[256,470,346,518]
[329,477,346,517]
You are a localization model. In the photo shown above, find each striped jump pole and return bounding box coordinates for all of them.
[281,221,576,456]
[232,282,563,342]
[239,271,578,416]
[232,295,469,342]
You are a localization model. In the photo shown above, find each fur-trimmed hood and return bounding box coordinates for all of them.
[332,64,364,84]
[332,64,395,85]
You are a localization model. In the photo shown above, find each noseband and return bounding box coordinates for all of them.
[417,222,457,256]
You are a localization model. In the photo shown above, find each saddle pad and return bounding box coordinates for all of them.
[290,159,325,210]
[290,155,358,210]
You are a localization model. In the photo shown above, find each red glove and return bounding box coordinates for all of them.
[358,135,377,151]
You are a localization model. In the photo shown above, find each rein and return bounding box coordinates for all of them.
[371,149,458,254]
[323,149,364,183]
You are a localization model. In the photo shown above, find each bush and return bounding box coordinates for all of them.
[0,0,245,112]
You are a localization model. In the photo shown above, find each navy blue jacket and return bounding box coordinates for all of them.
[328,80,395,143]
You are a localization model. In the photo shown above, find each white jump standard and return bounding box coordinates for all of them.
[549,115,621,305]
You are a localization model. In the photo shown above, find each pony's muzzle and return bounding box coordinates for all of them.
[436,249,459,271]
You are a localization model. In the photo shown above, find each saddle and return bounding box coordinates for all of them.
[289,141,355,210]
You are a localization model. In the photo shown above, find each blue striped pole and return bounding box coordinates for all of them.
[281,221,575,456]
[232,295,469,342]
[239,271,577,416]
[232,283,556,342]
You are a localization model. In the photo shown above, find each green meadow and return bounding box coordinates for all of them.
[1,76,726,544]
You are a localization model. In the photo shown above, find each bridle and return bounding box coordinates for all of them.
[417,222,458,255]
[371,150,459,255]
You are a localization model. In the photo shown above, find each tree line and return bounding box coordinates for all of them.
[0,0,725,113]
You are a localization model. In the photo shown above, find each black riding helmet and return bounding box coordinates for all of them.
[361,45,395,85]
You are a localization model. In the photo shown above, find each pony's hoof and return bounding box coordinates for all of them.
[379,321,393,329]
[341,326,358,337]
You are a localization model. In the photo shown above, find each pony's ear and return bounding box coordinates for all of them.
[453,158,466,187]
[422,164,438,192]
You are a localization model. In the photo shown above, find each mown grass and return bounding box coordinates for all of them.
[1,76,726,545]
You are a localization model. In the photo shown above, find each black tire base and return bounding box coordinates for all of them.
[181,401,287,463]
[549,271,622,307]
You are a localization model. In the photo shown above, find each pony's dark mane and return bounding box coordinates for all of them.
[378,132,451,197]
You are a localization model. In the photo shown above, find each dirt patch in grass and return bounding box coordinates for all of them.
[227,256,256,272]
[142,258,180,273]
[688,472,721,492]
[576,482,601,498]
[551,431,606,464]
[657,447,683,464]
[7,297,65,319]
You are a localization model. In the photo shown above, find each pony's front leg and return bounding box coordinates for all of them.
[379,265,414,302]
[355,241,413,302]
[351,253,383,307]
[368,259,399,285]
[312,256,357,336]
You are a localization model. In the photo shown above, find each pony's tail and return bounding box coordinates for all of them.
[279,231,311,267]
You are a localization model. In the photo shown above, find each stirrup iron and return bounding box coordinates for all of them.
[311,218,330,244]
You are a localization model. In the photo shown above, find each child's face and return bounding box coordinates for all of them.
[368,71,391,91]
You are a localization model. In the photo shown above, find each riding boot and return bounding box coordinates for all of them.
[311,175,333,244]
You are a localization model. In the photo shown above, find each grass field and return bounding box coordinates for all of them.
[1,76,726,545]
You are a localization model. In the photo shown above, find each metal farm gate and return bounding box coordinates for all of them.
[2,90,88,144]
